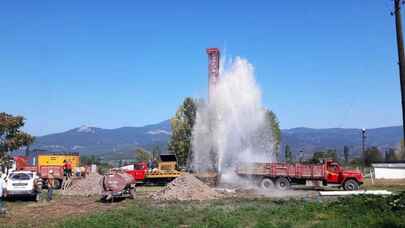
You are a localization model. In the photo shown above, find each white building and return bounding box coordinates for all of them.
[372,163,405,179]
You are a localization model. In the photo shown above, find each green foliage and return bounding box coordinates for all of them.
[264,110,281,155]
[0,112,34,165]
[343,145,349,164]
[284,144,293,163]
[134,148,151,162]
[385,148,397,162]
[309,149,337,163]
[80,155,100,165]
[97,162,113,175]
[58,193,405,228]
[363,146,383,167]
[168,97,197,167]
[398,140,405,161]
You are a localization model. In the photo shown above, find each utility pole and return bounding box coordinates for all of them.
[394,0,405,139]
[361,128,366,155]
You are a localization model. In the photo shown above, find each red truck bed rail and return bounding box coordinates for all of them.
[237,163,325,179]
[236,161,364,191]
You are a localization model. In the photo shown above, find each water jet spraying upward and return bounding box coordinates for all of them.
[191,50,276,184]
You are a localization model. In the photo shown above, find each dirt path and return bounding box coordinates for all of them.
[0,186,160,227]
[0,195,130,227]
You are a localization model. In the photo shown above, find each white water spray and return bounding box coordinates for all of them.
[191,57,276,184]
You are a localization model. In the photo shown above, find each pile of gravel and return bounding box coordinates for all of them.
[61,173,103,196]
[150,173,219,201]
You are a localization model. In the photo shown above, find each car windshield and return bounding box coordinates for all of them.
[9,173,33,181]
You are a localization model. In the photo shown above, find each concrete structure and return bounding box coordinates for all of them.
[372,163,405,179]
[206,48,220,101]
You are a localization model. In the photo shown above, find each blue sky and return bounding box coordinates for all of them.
[0,1,403,136]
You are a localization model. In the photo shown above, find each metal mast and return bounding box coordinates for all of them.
[394,0,405,139]
[206,48,220,102]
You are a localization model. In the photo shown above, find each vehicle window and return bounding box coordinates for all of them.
[328,165,338,172]
[134,164,144,170]
[9,173,32,180]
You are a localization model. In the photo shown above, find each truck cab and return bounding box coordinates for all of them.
[324,160,364,190]
[125,162,148,182]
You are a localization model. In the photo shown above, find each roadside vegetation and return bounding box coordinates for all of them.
[56,193,405,228]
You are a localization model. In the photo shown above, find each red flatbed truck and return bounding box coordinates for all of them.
[236,160,364,191]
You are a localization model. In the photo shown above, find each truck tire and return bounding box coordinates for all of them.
[275,177,290,190]
[260,178,274,189]
[343,179,359,191]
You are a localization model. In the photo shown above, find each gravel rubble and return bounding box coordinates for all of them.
[150,173,220,201]
[61,173,103,196]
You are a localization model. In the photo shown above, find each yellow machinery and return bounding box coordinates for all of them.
[145,154,182,181]
[37,153,80,168]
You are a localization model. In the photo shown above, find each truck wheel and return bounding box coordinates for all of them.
[260,178,274,189]
[343,179,359,191]
[275,177,290,190]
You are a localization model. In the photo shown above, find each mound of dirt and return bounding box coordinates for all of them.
[61,173,103,196]
[150,173,220,201]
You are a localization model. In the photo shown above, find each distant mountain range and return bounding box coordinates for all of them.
[31,121,403,160]
[282,126,402,159]
[32,120,171,160]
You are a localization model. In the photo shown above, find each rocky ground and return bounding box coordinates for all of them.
[61,173,103,196]
[150,173,220,201]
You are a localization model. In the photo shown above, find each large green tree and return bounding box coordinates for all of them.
[284,144,293,163]
[0,112,34,166]
[310,149,337,163]
[168,97,197,167]
[264,110,281,157]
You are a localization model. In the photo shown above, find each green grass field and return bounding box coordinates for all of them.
[57,192,405,228]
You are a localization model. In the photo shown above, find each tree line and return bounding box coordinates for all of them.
[283,143,405,167]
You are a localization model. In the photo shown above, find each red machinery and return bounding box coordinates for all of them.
[101,169,136,201]
[236,160,364,191]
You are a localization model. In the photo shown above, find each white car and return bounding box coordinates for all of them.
[4,171,42,201]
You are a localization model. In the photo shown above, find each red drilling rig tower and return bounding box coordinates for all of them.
[206,48,220,101]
